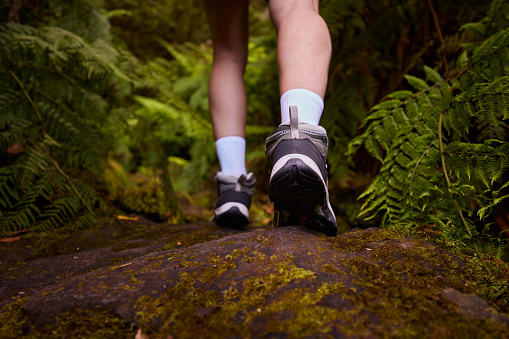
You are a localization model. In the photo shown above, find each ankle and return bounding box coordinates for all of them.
[215,136,247,177]
[280,89,324,126]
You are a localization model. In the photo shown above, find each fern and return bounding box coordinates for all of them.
[349,0,509,257]
[0,4,132,232]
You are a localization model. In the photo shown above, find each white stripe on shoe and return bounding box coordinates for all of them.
[269,153,325,184]
[269,153,336,223]
[214,202,249,218]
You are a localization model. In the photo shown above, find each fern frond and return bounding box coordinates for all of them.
[133,96,212,140]
[0,13,132,231]
[350,0,509,248]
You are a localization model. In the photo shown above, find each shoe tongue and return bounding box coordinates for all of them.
[243,172,254,181]
[289,106,299,139]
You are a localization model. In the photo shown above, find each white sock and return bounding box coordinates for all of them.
[215,136,247,177]
[280,89,324,126]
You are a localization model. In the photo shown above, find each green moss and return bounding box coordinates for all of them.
[89,282,110,294]
[135,272,219,336]
[2,217,229,271]
[324,228,396,253]
[134,247,324,338]
[416,226,509,315]
[263,284,353,337]
[130,276,142,285]
[135,230,509,338]
[2,261,28,281]
[0,297,30,339]
[241,250,266,263]
[321,264,347,276]
[141,262,163,271]
[328,238,509,337]
[104,167,178,221]
[167,252,182,261]
[120,275,143,291]
[41,307,135,338]
[316,246,327,252]
[4,227,508,338]
[134,260,350,338]
[198,247,252,283]
[179,260,201,268]
[218,240,235,246]
[243,234,272,247]
[1,220,239,301]
[0,297,135,338]
[462,256,509,314]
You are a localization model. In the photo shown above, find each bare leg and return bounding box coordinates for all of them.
[265,0,337,235]
[269,0,331,99]
[204,0,249,140]
[206,0,253,229]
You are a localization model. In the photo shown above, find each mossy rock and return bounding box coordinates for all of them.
[0,220,246,312]
[3,227,509,338]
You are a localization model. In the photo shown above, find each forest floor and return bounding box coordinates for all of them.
[1,193,509,338]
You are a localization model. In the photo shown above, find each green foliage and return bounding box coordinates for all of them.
[115,41,217,193]
[0,0,135,232]
[115,11,278,193]
[3,0,505,235]
[0,0,198,231]
[348,0,509,257]
[0,25,101,230]
[319,0,490,181]
[103,159,179,221]
[104,0,210,61]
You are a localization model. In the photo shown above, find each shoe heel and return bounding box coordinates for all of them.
[269,158,326,217]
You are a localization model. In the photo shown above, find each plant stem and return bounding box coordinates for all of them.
[9,70,46,130]
[409,138,437,227]
[438,110,486,266]
[47,155,97,218]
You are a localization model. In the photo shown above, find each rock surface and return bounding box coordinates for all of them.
[0,220,245,309]
[1,223,509,338]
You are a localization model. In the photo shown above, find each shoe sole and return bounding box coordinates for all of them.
[214,206,249,229]
[269,157,337,236]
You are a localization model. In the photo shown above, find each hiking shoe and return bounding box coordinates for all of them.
[265,106,337,236]
[211,172,256,228]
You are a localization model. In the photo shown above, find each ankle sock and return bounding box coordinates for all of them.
[215,136,247,177]
[280,89,324,126]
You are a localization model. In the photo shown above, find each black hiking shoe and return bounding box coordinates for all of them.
[211,172,256,228]
[265,106,337,236]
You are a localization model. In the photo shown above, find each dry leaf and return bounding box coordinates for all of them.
[0,236,21,243]
[118,262,133,268]
[13,229,29,236]
[262,204,274,214]
[261,217,273,226]
[6,143,24,155]
[116,215,140,221]
[135,328,150,339]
